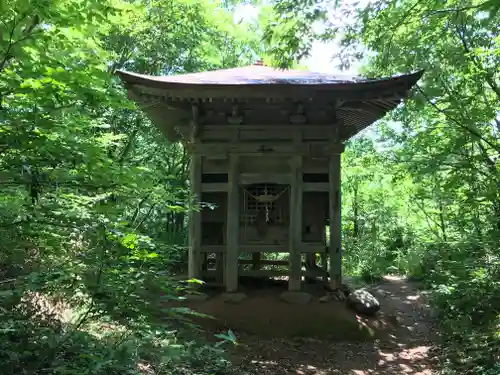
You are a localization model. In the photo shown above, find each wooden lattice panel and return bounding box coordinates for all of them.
[242,184,288,225]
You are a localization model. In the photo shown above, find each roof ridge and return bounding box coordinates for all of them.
[116,66,423,86]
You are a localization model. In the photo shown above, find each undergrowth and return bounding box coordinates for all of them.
[421,240,500,375]
[0,222,235,375]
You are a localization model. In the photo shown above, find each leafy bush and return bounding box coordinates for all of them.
[0,224,236,375]
[0,1,260,373]
[421,240,500,374]
[0,296,233,375]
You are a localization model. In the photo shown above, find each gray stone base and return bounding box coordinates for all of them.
[279,291,313,305]
[221,292,247,303]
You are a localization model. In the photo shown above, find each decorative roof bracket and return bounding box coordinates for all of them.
[227,104,243,125]
[289,102,307,124]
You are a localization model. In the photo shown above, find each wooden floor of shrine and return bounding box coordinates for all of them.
[165,276,394,341]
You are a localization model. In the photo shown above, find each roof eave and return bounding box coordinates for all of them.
[115,69,424,99]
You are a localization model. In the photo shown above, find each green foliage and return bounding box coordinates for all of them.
[267,0,499,373]
[338,7,500,373]
[0,0,258,374]
[421,240,500,374]
[261,0,329,69]
[2,0,499,373]
[340,137,423,279]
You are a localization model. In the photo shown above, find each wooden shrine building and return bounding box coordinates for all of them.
[116,63,422,295]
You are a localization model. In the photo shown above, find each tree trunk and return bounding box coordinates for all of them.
[353,185,359,238]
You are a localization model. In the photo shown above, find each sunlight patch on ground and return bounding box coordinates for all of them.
[250,359,279,367]
[379,350,396,362]
[137,361,154,375]
[383,275,407,282]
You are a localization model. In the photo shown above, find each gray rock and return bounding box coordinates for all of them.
[280,291,313,305]
[343,276,365,291]
[346,288,380,315]
[221,292,247,303]
[332,289,346,301]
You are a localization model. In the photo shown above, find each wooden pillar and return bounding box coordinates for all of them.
[320,252,328,283]
[215,253,224,284]
[201,253,208,271]
[188,154,202,279]
[225,154,240,292]
[251,252,261,270]
[289,154,303,291]
[328,152,342,287]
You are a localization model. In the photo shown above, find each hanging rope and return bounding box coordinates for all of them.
[255,207,268,237]
[243,185,289,204]
[243,184,290,238]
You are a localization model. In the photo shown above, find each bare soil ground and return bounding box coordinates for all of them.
[226,275,439,375]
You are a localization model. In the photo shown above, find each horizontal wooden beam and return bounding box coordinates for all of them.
[187,141,345,157]
[199,124,341,130]
[200,243,326,253]
[240,172,290,185]
[303,182,329,192]
[202,183,227,192]
[201,268,326,278]
[183,124,341,142]
[201,245,286,253]
[206,258,289,266]
[202,181,329,192]
[203,158,329,174]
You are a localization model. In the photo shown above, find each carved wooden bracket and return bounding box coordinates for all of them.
[204,109,215,122]
[227,104,243,125]
[289,102,307,124]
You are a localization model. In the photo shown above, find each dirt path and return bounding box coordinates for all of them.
[228,276,438,375]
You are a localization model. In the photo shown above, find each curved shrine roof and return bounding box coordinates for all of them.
[116,65,423,142]
[118,65,376,85]
[116,65,423,92]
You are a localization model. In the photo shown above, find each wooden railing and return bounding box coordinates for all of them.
[199,243,326,253]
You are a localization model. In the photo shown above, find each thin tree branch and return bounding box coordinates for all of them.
[417,85,500,152]
[425,2,494,16]
[455,19,500,100]
[134,203,156,230]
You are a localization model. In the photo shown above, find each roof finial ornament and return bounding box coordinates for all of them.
[254,58,264,66]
